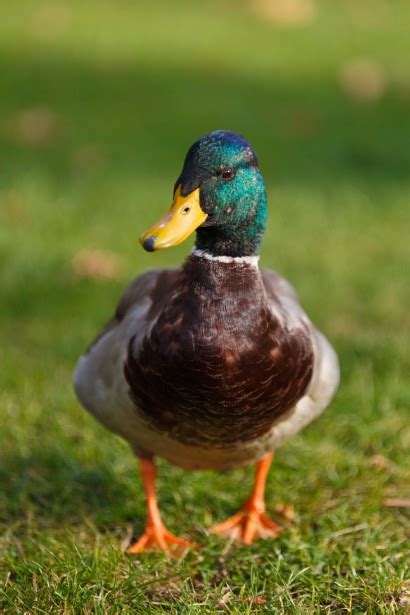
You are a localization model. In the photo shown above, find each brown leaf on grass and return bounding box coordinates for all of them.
[399,580,410,609]
[72,249,124,281]
[245,595,267,606]
[251,0,317,26]
[340,60,387,103]
[383,498,410,508]
[6,106,63,147]
[275,503,295,522]
[369,454,393,471]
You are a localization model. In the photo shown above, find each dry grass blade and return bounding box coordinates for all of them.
[383,498,410,508]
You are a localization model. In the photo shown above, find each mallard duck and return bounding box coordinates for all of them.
[74,130,339,554]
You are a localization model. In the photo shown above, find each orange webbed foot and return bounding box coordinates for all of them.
[211,499,282,545]
[127,522,196,556]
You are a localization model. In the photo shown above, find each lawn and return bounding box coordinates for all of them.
[1,0,409,612]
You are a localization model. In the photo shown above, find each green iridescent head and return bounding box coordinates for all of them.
[140,130,268,257]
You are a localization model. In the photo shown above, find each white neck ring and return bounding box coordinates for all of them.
[191,247,260,267]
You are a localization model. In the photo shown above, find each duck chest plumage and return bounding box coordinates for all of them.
[124,254,314,448]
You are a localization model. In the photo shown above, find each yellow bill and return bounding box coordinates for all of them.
[140,186,207,251]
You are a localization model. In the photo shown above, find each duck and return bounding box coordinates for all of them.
[73,130,340,554]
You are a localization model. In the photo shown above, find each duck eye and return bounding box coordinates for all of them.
[220,167,235,181]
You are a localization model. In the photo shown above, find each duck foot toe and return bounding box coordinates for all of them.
[211,502,282,545]
[127,523,196,556]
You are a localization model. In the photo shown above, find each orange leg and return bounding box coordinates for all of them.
[211,453,282,544]
[128,458,195,556]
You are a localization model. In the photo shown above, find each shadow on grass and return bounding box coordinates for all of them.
[0,445,137,527]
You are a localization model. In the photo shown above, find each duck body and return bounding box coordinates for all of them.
[74,251,338,471]
[73,130,339,551]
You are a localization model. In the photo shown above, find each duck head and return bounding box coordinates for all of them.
[140,130,268,257]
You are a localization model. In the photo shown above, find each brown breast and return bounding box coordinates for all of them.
[124,256,314,448]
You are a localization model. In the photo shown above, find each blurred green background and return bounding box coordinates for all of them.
[1,1,409,612]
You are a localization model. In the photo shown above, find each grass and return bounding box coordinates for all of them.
[1,0,409,611]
